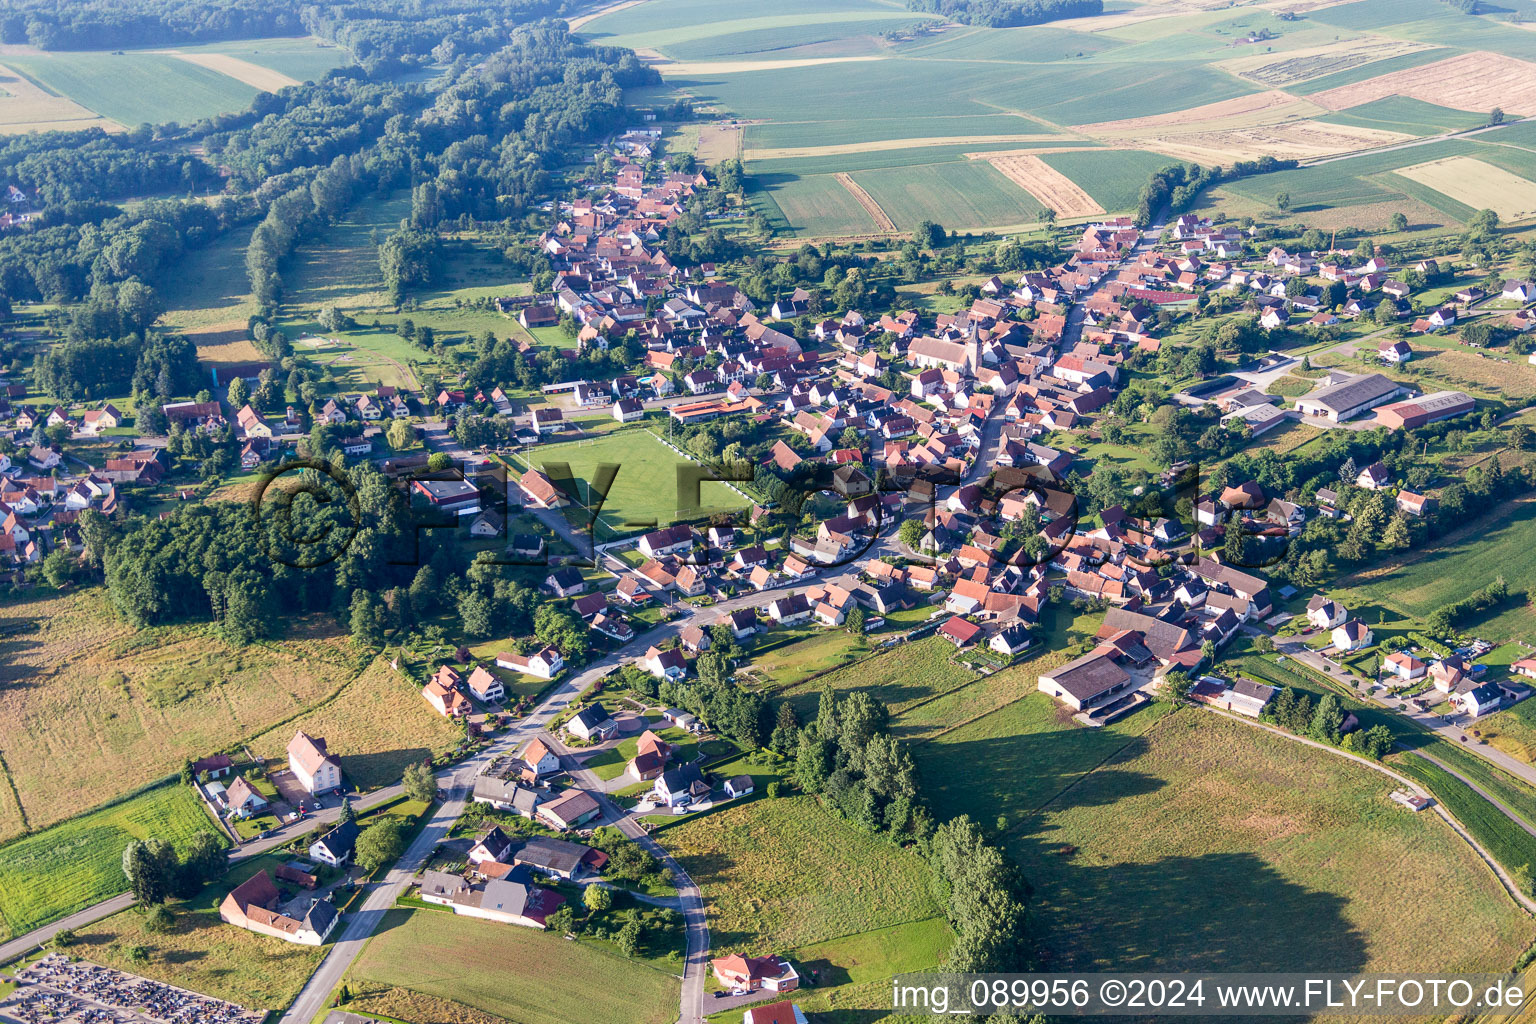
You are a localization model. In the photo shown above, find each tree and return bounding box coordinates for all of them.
[1383,514,1412,551]
[427,452,453,472]
[1491,106,1506,126]
[914,220,946,249]
[354,818,408,874]
[122,838,173,905]
[386,417,414,451]
[1309,693,1345,744]
[898,518,925,549]
[143,904,175,933]
[583,885,612,913]
[42,548,72,588]
[402,762,438,803]
[617,919,642,958]
[548,904,576,936]
[846,607,866,635]
[349,590,386,647]
[337,798,356,825]
[1162,670,1192,703]
[227,376,250,409]
[1388,211,1408,233]
[1275,191,1291,212]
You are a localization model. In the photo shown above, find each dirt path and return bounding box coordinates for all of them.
[834,172,896,232]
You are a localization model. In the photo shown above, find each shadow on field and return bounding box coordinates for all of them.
[1020,849,1367,974]
[0,609,47,691]
[337,748,434,791]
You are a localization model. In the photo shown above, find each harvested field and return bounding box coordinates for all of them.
[1142,119,1412,165]
[745,133,1058,161]
[1310,51,1536,116]
[1074,90,1315,137]
[186,321,265,367]
[653,54,886,76]
[984,153,1104,218]
[170,52,299,92]
[834,171,895,232]
[0,60,116,134]
[1218,37,1433,89]
[695,123,740,162]
[1396,156,1536,223]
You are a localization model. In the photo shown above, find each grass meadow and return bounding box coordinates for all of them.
[175,36,350,83]
[575,0,931,59]
[346,907,680,1024]
[5,52,258,126]
[0,589,369,839]
[518,430,748,539]
[659,794,940,953]
[777,634,974,718]
[245,658,464,791]
[0,783,220,941]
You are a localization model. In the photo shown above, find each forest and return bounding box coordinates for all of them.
[905,0,1102,27]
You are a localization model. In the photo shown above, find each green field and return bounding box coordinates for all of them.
[346,907,680,1024]
[175,36,352,82]
[0,783,222,941]
[1010,710,1530,973]
[750,173,877,237]
[1316,96,1489,137]
[660,793,941,952]
[853,160,1042,231]
[779,635,974,718]
[1038,149,1181,213]
[577,0,933,59]
[785,917,954,1019]
[1340,496,1536,642]
[521,430,749,539]
[6,51,259,127]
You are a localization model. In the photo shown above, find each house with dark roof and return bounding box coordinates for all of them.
[308,819,359,867]
[655,763,710,807]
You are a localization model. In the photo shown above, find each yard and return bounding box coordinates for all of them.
[0,589,369,840]
[63,854,324,1011]
[582,721,700,781]
[1011,711,1531,974]
[344,907,679,1024]
[245,657,465,791]
[659,794,940,953]
[0,783,221,941]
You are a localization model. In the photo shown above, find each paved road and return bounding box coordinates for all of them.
[1274,634,1536,792]
[554,734,712,1024]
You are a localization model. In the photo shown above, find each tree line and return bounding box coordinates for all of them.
[1134,157,1298,227]
[906,0,1102,27]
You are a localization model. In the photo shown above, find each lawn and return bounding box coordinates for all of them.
[778,634,974,718]
[1011,711,1531,974]
[345,907,679,1024]
[659,794,940,952]
[518,429,748,539]
[5,51,259,127]
[784,916,954,1021]
[245,658,465,791]
[0,589,368,840]
[582,723,699,781]
[745,629,873,689]
[66,855,322,1011]
[1338,495,1536,642]
[0,783,221,941]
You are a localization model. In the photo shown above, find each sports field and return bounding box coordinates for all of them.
[0,783,221,941]
[0,589,367,841]
[521,430,749,538]
[345,908,680,1024]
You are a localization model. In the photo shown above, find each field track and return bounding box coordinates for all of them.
[834,172,896,232]
[1310,51,1536,116]
[982,154,1103,218]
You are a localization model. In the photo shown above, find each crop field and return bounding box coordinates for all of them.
[1309,51,1536,116]
[851,161,1041,231]
[578,0,932,60]
[0,783,220,941]
[1036,149,1180,214]
[5,51,260,127]
[659,794,940,952]
[981,153,1103,218]
[246,658,464,791]
[67,856,322,1010]
[1316,95,1489,136]
[1340,496,1536,642]
[0,589,365,840]
[0,61,116,134]
[750,168,882,235]
[777,635,974,717]
[521,430,748,539]
[1396,156,1536,222]
[1217,37,1435,89]
[1143,119,1411,165]
[173,36,351,83]
[1015,712,1531,974]
[346,908,679,1024]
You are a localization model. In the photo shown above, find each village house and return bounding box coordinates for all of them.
[219,871,338,945]
[287,731,342,795]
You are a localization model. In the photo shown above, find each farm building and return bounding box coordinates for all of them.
[1294,373,1405,423]
[1373,390,1474,430]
